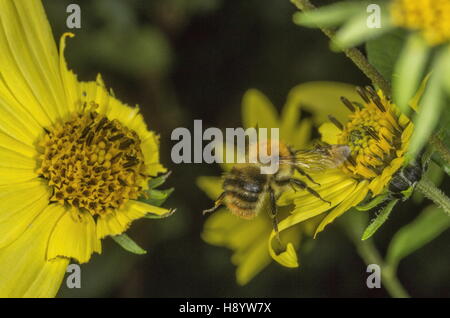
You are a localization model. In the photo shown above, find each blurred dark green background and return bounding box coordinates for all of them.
[43,0,450,297]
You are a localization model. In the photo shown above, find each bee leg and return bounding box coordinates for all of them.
[290,178,331,205]
[202,192,225,215]
[294,166,320,186]
[268,187,281,244]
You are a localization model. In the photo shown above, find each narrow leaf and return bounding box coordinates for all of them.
[362,199,398,240]
[393,34,430,114]
[292,1,361,28]
[332,8,392,50]
[356,193,389,211]
[386,205,450,270]
[408,50,446,159]
[112,234,147,255]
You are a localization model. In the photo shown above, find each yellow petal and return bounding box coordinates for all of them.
[0,166,38,185]
[0,180,50,248]
[242,89,279,129]
[47,209,101,264]
[0,131,37,158]
[408,73,431,112]
[235,238,271,285]
[96,200,170,239]
[0,204,68,297]
[315,180,370,236]
[0,145,38,170]
[59,32,81,114]
[0,0,66,123]
[269,242,298,268]
[286,82,361,125]
[319,122,340,144]
[140,131,167,177]
[196,176,223,200]
[202,209,273,285]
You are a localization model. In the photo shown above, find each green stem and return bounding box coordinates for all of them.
[430,134,450,165]
[416,177,450,215]
[339,213,410,298]
[354,239,410,298]
[290,0,392,96]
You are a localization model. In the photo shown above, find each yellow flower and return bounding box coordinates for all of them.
[270,86,414,255]
[390,0,450,46]
[198,82,361,284]
[0,0,169,297]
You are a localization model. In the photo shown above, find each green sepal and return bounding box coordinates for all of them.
[144,208,176,219]
[112,234,147,255]
[361,199,399,240]
[148,171,172,189]
[141,188,174,207]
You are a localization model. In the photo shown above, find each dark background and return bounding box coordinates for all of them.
[42,0,450,297]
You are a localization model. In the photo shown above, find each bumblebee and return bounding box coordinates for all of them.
[203,140,350,237]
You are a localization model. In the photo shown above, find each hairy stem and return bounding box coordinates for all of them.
[416,177,450,215]
[354,239,410,298]
[291,0,392,96]
[339,212,410,298]
[430,134,450,165]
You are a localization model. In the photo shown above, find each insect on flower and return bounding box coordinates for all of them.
[203,139,350,239]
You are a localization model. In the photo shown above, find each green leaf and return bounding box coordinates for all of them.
[386,205,450,270]
[442,46,450,94]
[408,50,447,159]
[148,171,171,189]
[362,199,398,240]
[112,234,147,255]
[292,1,362,28]
[141,188,174,207]
[393,34,430,114]
[366,29,407,82]
[356,193,389,211]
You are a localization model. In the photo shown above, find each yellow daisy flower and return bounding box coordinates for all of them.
[198,82,361,283]
[270,86,414,256]
[390,0,450,47]
[0,0,169,297]
[292,0,450,158]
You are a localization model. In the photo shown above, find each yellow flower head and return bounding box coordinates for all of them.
[332,87,413,195]
[391,0,450,46]
[0,0,169,297]
[273,86,413,252]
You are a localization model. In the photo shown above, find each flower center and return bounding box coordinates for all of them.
[37,109,148,215]
[391,0,450,46]
[336,87,405,179]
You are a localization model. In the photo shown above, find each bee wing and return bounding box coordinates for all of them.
[279,144,350,171]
